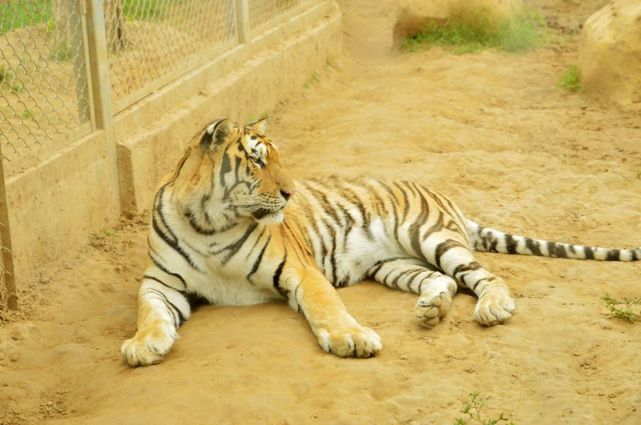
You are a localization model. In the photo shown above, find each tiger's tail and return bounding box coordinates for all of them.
[466,220,641,262]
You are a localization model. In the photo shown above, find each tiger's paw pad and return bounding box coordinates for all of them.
[316,325,382,358]
[474,287,516,326]
[121,323,177,367]
[414,291,452,327]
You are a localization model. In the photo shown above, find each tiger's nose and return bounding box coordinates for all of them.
[280,189,293,200]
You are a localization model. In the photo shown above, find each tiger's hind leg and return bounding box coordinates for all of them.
[366,258,458,327]
[121,277,192,366]
[423,236,516,325]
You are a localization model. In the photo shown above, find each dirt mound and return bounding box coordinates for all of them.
[578,0,641,105]
[393,0,524,46]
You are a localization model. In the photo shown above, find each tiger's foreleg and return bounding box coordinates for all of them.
[366,257,457,327]
[283,266,382,358]
[121,277,191,366]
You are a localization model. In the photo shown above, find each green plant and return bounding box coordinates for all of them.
[304,71,321,89]
[0,1,51,33]
[0,65,5,83]
[403,9,544,54]
[21,109,33,120]
[559,65,581,92]
[454,392,515,425]
[122,0,173,19]
[49,42,75,62]
[603,293,641,323]
[10,83,24,94]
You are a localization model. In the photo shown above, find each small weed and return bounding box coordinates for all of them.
[10,83,24,94]
[49,42,75,62]
[403,9,544,54]
[304,71,321,89]
[0,65,5,83]
[454,392,515,425]
[122,0,170,19]
[0,1,52,33]
[559,65,581,93]
[603,293,641,323]
[21,109,33,120]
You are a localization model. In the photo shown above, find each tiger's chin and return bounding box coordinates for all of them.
[257,210,285,224]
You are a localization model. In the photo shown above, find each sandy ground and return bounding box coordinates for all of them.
[2,0,641,424]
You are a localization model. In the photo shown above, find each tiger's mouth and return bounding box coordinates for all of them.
[251,207,286,224]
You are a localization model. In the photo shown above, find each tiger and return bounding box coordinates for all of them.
[121,117,641,366]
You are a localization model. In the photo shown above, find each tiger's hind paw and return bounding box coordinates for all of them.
[414,291,452,327]
[473,286,516,326]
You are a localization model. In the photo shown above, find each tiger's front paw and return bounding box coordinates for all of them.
[316,324,382,358]
[474,286,516,326]
[121,321,177,366]
[414,290,452,327]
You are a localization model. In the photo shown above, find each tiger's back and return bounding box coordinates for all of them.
[290,177,471,288]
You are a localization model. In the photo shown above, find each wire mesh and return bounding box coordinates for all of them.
[248,0,300,31]
[0,0,91,176]
[106,0,238,109]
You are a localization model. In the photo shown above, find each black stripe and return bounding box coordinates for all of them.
[219,151,231,186]
[525,238,542,256]
[213,223,259,264]
[584,246,595,259]
[434,239,465,270]
[505,234,517,254]
[143,274,186,293]
[335,181,371,233]
[145,288,186,327]
[471,276,497,292]
[149,254,187,288]
[409,195,430,256]
[304,182,342,226]
[378,181,400,239]
[273,254,287,291]
[392,181,410,222]
[245,227,267,259]
[246,235,271,283]
[152,214,201,271]
[606,249,620,261]
[367,256,418,278]
[391,269,416,289]
[423,209,444,241]
[452,261,482,279]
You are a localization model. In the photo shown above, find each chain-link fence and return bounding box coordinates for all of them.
[0,0,313,310]
[106,0,238,110]
[249,0,298,30]
[0,0,91,176]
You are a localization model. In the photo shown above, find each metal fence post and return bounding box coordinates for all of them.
[235,0,251,43]
[84,0,121,215]
[0,143,17,311]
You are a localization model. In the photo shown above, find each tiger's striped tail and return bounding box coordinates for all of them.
[466,220,641,262]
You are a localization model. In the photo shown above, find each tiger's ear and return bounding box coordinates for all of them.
[247,117,268,135]
[200,118,231,150]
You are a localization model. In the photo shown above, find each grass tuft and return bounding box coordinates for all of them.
[558,64,581,92]
[403,9,544,54]
[603,293,641,323]
[454,392,515,425]
[49,42,75,62]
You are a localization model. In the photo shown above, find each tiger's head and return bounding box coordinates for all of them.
[171,118,295,232]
